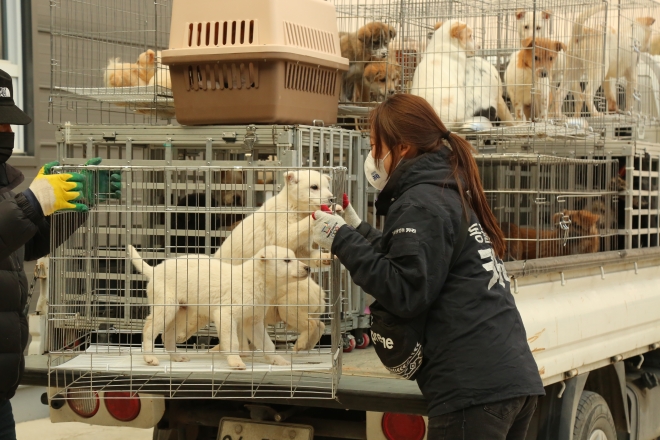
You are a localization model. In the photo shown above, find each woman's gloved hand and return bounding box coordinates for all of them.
[341,193,362,228]
[312,205,347,250]
[81,157,122,206]
[27,161,88,215]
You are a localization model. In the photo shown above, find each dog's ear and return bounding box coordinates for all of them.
[387,25,397,40]
[434,21,443,31]
[324,174,332,185]
[364,64,378,81]
[542,10,552,20]
[285,171,298,184]
[552,212,564,224]
[357,23,373,42]
[450,22,467,40]
[636,16,656,27]
[515,10,525,20]
[556,41,567,52]
[522,37,534,48]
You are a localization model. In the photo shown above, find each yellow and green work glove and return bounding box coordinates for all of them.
[27,161,88,215]
[80,157,122,206]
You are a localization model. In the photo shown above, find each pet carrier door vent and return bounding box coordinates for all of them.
[186,63,259,91]
[285,63,337,96]
[284,22,335,54]
[186,20,257,47]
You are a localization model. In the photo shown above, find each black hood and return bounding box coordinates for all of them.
[375,147,459,216]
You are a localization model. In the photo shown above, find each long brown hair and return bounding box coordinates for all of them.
[369,94,506,258]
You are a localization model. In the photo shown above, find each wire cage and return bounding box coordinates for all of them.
[333,0,660,140]
[50,0,174,124]
[53,124,370,345]
[477,154,620,260]
[47,165,345,400]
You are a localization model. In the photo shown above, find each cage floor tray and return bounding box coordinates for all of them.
[51,345,334,375]
[54,85,173,102]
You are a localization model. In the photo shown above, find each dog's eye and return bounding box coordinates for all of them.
[310,185,319,190]
[535,56,539,61]
[524,25,529,30]
[283,259,291,263]
[549,56,553,61]
[536,26,541,31]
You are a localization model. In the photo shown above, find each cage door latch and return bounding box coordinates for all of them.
[559,215,571,246]
[243,125,258,150]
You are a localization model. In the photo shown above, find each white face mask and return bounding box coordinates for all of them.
[364,150,390,190]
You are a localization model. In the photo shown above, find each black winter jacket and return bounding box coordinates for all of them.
[332,148,545,418]
[0,163,84,400]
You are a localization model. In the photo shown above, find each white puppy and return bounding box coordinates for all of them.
[603,17,656,113]
[562,4,612,117]
[130,245,308,369]
[505,37,566,121]
[180,277,327,353]
[515,10,567,117]
[215,170,334,268]
[412,21,513,128]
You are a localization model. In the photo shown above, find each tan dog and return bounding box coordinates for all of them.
[148,50,172,89]
[339,22,397,102]
[104,49,156,87]
[505,37,566,121]
[357,61,401,102]
[603,17,656,113]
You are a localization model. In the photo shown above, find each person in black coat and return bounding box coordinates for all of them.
[0,69,119,440]
[311,94,545,439]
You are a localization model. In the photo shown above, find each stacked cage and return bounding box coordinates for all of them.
[48,126,368,397]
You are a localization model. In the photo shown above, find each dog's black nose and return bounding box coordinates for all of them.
[540,70,548,78]
[388,89,396,95]
[304,265,310,273]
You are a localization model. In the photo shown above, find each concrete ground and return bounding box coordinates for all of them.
[16,418,153,440]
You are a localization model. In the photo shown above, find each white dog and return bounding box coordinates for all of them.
[215,170,334,267]
[505,37,566,121]
[176,277,327,353]
[562,4,612,117]
[515,10,567,117]
[603,17,655,113]
[130,245,308,369]
[412,21,513,129]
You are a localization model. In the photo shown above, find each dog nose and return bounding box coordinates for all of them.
[388,89,396,95]
[304,265,310,273]
[233,194,242,205]
[540,70,548,78]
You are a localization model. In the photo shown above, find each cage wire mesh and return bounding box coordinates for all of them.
[48,165,345,400]
[50,0,174,124]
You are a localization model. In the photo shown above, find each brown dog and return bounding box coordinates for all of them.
[339,22,397,102]
[356,61,401,102]
[502,210,600,260]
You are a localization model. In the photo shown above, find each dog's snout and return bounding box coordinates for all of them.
[539,70,548,78]
[304,265,310,273]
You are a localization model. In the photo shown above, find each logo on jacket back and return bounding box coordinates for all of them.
[0,87,10,98]
[470,223,510,289]
[371,330,394,349]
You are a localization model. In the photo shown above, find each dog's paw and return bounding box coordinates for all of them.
[270,355,291,366]
[144,355,160,366]
[175,333,188,344]
[321,252,333,266]
[227,355,246,370]
[170,354,190,362]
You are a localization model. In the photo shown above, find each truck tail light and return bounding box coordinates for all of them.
[104,391,141,422]
[66,389,100,418]
[382,412,426,440]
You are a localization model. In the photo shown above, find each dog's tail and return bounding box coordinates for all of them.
[571,3,607,41]
[128,245,152,277]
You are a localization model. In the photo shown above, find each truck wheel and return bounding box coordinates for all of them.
[573,391,617,440]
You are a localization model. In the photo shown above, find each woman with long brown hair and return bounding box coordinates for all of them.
[311,94,544,439]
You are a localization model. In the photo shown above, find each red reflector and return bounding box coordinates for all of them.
[66,389,100,418]
[104,391,141,422]
[382,412,426,440]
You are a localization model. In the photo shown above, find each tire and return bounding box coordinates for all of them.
[343,334,356,353]
[355,332,370,349]
[573,391,617,440]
